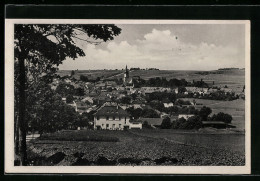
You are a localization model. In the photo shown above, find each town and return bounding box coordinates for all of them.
[40,65,245,132]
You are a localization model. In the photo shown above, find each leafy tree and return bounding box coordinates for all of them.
[172,117,186,129]
[14,24,121,165]
[66,94,74,104]
[71,70,75,76]
[198,106,212,121]
[126,107,143,119]
[143,121,152,129]
[141,109,160,118]
[185,116,202,129]
[56,83,75,96]
[211,112,233,124]
[75,87,85,96]
[120,96,131,104]
[80,75,89,82]
[161,117,172,129]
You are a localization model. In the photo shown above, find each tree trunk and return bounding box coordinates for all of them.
[18,56,27,166]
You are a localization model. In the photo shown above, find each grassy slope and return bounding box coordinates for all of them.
[28,129,245,166]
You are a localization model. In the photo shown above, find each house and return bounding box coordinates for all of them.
[129,119,142,129]
[82,96,94,104]
[178,114,195,120]
[132,100,145,109]
[185,87,197,94]
[162,99,174,108]
[93,102,131,130]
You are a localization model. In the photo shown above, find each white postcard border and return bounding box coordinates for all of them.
[5,19,251,174]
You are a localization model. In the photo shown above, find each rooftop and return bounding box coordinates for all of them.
[94,102,130,117]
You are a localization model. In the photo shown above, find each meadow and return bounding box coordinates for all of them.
[27,129,245,166]
[181,98,245,130]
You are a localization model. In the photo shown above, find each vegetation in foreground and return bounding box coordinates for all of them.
[26,129,245,166]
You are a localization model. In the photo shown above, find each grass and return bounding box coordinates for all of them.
[38,130,119,142]
[180,98,245,130]
[27,129,245,166]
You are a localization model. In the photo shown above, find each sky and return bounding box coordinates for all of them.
[58,24,246,71]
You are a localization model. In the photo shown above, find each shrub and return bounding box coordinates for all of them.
[161,117,172,129]
[210,112,233,124]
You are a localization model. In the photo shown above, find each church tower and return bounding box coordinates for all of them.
[123,65,129,83]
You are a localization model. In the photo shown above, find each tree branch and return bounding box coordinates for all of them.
[72,35,102,45]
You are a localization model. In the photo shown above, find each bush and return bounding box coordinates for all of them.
[143,121,152,129]
[210,112,233,124]
[172,116,202,130]
[161,117,172,129]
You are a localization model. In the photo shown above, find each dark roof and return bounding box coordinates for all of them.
[130,119,143,123]
[94,105,129,117]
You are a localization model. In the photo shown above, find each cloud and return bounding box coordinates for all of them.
[59,29,243,70]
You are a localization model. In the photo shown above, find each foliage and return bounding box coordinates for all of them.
[141,109,160,118]
[56,82,74,95]
[71,70,75,76]
[191,80,208,88]
[134,77,188,88]
[210,112,233,124]
[120,96,131,104]
[161,117,172,129]
[175,99,191,106]
[15,24,121,165]
[126,107,143,119]
[146,92,176,102]
[66,94,74,104]
[80,75,89,82]
[172,116,202,130]
[198,106,212,121]
[75,87,85,96]
[142,121,152,129]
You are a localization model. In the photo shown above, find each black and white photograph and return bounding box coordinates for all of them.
[5,19,250,174]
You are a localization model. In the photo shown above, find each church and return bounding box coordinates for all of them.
[123,65,133,86]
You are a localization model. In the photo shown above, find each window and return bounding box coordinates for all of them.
[119,116,121,120]
[125,117,127,124]
[106,116,109,120]
[113,116,115,120]
[97,116,100,120]
[106,124,109,128]
[119,124,121,128]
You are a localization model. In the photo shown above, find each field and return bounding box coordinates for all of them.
[27,129,245,166]
[57,70,123,80]
[181,98,245,130]
[58,69,245,94]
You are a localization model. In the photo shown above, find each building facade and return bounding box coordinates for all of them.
[94,102,131,130]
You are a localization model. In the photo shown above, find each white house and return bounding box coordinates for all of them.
[178,114,195,120]
[129,120,142,129]
[93,102,131,130]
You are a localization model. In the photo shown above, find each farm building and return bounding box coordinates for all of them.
[94,102,141,130]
